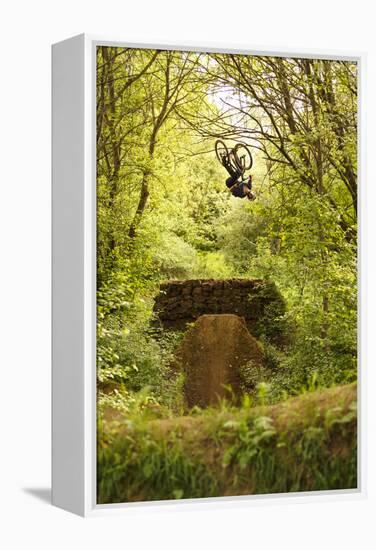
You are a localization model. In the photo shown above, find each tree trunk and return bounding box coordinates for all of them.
[128,172,150,239]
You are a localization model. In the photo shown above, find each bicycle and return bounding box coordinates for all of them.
[215,139,253,176]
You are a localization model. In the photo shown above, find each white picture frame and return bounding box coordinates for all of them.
[52,34,366,517]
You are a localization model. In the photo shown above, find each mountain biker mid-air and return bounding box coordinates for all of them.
[221,153,256,201]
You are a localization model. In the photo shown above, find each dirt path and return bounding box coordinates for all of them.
[175,314,265,407]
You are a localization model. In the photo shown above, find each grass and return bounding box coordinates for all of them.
[97,382,357,504]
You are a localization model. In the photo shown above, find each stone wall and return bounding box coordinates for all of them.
[153,278,286,344]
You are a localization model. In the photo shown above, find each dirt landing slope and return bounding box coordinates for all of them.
[176,314,265,408]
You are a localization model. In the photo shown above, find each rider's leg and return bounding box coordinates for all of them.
[226,174,239,188]
[223,155,242,179]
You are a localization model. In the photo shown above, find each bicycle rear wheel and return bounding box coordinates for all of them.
[215,139,229,165]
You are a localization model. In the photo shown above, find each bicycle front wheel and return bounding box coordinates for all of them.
[233,143,253,172]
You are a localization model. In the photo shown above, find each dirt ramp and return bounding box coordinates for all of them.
[176,314,265,408]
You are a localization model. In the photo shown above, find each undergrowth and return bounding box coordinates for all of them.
[97,383,357,503]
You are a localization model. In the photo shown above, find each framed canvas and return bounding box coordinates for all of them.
[52,34,366,516]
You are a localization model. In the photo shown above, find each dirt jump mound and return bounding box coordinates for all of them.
[176,314,265,408]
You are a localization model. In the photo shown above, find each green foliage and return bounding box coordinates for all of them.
[97,384,357,503]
